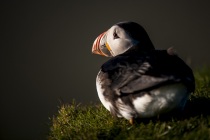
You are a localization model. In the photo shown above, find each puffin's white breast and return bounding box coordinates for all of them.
[131,83,189,118]
[96,70,112,112]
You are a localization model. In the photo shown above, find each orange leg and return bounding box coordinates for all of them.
[129,117,134,125]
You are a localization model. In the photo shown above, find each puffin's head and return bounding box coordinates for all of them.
[92,21,155,57]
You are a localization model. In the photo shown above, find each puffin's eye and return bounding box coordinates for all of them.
[113,31,119,39]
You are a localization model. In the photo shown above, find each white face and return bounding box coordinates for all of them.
[105,25,139,56]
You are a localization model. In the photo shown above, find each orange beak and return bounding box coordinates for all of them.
[92,31,107,56]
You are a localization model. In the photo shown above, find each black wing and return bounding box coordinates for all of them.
[101,50,195,95]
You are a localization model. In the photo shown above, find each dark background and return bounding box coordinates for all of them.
[1,1,210,139]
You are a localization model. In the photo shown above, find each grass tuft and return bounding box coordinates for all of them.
[48,69,210,140]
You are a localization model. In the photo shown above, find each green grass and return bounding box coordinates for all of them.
[48,69,210,140]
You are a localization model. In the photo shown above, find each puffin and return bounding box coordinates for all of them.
[92,21,195,124]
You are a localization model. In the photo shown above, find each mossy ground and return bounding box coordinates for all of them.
[48,69,210,140]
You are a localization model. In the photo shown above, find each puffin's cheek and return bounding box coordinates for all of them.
[119,39,133,49]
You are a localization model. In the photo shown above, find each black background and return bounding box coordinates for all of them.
[1,1,210,139]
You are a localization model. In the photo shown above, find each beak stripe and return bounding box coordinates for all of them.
[105,42,111,51]
[92,32,106,55]
[105,42,114,56]
[96,33,103,50]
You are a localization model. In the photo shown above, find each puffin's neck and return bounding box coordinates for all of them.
[121,44,155,55]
